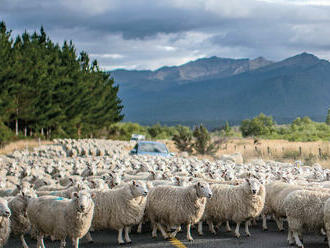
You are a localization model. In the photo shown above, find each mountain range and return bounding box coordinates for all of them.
[110,52,330,128]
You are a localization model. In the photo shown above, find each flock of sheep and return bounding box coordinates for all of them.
[0,139,330,248]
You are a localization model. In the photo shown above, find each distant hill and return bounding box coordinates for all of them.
[110,53,330,128]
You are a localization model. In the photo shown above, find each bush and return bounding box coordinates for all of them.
[193,124,218,155]
[240,113,275,137]
[172,125,193,153]
[0,121,14,146]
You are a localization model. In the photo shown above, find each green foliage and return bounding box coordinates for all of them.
[240,113,275,137]
[0,22,123,139]
[326,109,330,125]
[193,124,218,155]
[172,125,193,153]
[240,114,330,141]
[0,121,14,145]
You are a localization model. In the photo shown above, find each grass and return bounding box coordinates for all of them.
[0,139,53,155]
[166,138,330,168]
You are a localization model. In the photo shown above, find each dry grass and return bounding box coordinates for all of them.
[164,138,330,168]
[0,139,53,155]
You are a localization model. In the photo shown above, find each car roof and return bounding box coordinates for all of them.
[137,141,164,145]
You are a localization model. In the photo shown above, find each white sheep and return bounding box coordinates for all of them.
[146,181,212,241]
[198,178,265,238]
[87,180,148,245]
[27,191,94,248]
[0,197,11,248]
[284,189,330,248]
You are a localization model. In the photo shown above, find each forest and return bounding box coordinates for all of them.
[0,22,123,143]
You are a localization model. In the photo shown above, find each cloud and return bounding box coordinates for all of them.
[1,0,330,70]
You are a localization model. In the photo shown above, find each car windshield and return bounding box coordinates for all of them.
[138,143,168,153]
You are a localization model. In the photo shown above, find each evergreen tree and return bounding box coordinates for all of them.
[326,109,330,125]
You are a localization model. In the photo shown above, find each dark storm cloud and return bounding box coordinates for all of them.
[1,0,330,69]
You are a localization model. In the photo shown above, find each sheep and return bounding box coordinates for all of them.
[146,181,212,241]
[87,180,148,245]
[198,178,265,238]
[8,191,36,248]
[0,197,11,248]
[284,189,330,248]
[37,182,89,198]
[27,191,95,248]
[323,198,330,248]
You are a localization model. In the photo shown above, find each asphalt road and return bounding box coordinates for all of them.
[6,221,328,248]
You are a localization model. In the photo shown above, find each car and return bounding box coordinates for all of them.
[130,141,174,157]
[130,134,145,141]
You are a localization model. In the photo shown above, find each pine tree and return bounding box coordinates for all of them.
[326,109,330,125]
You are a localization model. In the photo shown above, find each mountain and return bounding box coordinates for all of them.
[111,56,273,92]
[110,53,330,128]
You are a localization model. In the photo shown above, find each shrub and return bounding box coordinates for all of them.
[193,124,218,155]
[172,125,193,153]
[240,113,275,137]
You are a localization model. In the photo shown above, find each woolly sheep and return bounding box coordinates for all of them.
[198,178,265,238]
[0,197,11,248]
[8,191,36,248]
[146,181,212,241]
[27,191,94,248]
[88,180,148,245]
[323,198,330,248]
[284,189,330,248]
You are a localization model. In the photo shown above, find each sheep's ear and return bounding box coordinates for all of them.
[197,182,201,187]
[150,171,155,175]
[108,172,114,178]
[132,180,136,186]
[16,184,21,190]
[245,178,250,184]
[20,191,25,197]
[30,184,34,188]
[90,181,96,186]
[73,192,79,199]
[175,177,180,182]
[90,193,96,199]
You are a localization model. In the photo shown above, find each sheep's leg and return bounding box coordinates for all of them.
[186,224,193,241]
[235,222,241,238]
[226,221,232,232]
[207,220,216,234]
[321,228,326,236]
[262,214,268,231]
[252,218,257,226]
[85,231,93,243]
[293,230,304,248]
[117,228,125,244]
[245,221,251,237]
[157,223,169,240]
[137,222,143,233]
[37,235,45,248]
[125,226,132,244]
[60,239,66,248]
[20,234,29,248]
[273,215,284,231]
[287,229,295,245]
[152,223,158,238]
[170,226,181,238]
[198,221,203,236]
[73,238,79,248]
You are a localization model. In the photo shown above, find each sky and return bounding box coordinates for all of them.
[2,0,330,71]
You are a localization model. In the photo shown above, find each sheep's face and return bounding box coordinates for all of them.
[131,180,148,197]
[195,182,212,198]
[246,178,261,195]
[72,192,94,213]
[0,198,11,218]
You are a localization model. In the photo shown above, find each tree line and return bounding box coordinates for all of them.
[0,22,123,143]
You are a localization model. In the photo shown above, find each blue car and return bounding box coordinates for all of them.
[130,141,173,157]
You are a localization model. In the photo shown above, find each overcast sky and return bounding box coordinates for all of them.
[2,0,330,70]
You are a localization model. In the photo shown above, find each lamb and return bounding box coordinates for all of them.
[27,191,94,248]
[198,178,265,238]
[284,189,330,248]
[8,191,36,248]
[87,180,148,245]
[146,181,212,241]
[0,197,11,248]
